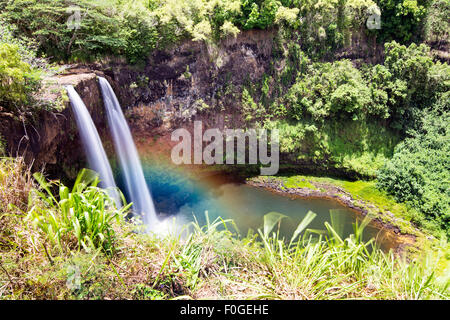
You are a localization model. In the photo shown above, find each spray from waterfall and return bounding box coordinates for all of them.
[66,85,121,205]
[98,77,158,229]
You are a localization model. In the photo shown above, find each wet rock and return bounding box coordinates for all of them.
[0,72,107,179]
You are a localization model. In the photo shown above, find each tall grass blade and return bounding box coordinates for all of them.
[290,210,317,246]
[263,212,287,238]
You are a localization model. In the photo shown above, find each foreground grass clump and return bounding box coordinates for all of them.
[0,161,448,299]
[27,169,131,254]
[0,157,34,212]
[0,157,36,255]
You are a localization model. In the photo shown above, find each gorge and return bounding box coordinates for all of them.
[0,28,433,250]
[0,0,448,300]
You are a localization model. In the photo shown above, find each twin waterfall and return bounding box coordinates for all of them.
[66,85,120,205]
[67,78,158,230]
[98,77,158,227]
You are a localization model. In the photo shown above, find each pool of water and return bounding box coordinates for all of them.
[115,164,393,249]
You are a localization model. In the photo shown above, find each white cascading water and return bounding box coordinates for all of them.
[98,77,158,229]
[66,85,121,205]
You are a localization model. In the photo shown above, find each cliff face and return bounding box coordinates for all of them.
[0,28,383,178]
[92,28,384,135]
[98,29,277,132]
[1,29,280,178]
[0,72,108,179]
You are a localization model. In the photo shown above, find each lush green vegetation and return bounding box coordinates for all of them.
[0,0,448,300]
[376,0,428,43]
[378,107,449,237]
[265,40,449,130]
[0,24,42,114]
[237,36,449,238]
[0,159,448,299]
[0,18,58,116]
[263,118,400,177]
[28,169,131,254]
[0,0,272,63]
[0,43,40,111]
[242,39,448,181]
[1,0,159,64]
[0,0,438,64]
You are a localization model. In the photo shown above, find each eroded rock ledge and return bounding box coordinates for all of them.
[0,72,107,179]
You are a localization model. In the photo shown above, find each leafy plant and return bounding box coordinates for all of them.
[377,108,450,236]
[286,60,371,121]
[27,168,131,254]
[254,210,448,299]
[376,0,428,43]
[0,42,41,112]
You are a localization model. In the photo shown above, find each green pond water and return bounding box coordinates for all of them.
[115,164,392,249]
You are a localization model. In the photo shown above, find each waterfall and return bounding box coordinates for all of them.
[98,77,158,229]
[66,85,121,205]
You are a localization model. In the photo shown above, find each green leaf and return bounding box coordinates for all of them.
[290,210,317,246]
[263,211,287,238]
[73,168,99,193]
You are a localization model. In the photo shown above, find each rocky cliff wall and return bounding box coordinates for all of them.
[0,28,384,179]
[0,72,109,180]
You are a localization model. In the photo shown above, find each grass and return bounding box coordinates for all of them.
[281,176,317,190]
[262,174,450,273]
[293,176,413,217]
[0,159,449,300]
[0,157,34,213]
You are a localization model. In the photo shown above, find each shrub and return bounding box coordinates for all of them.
[424,0,450,43]
[0,42,41,112]
[286,60,371,121]
[384,42,434,106]
[376,0,428,43]
[0,18,42,66]
[1,0,158,63]
[365,41,449,131]
[241,87,266,123]
[377,109,450,236]
[219,20,240,38]
[363,64,404,119]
